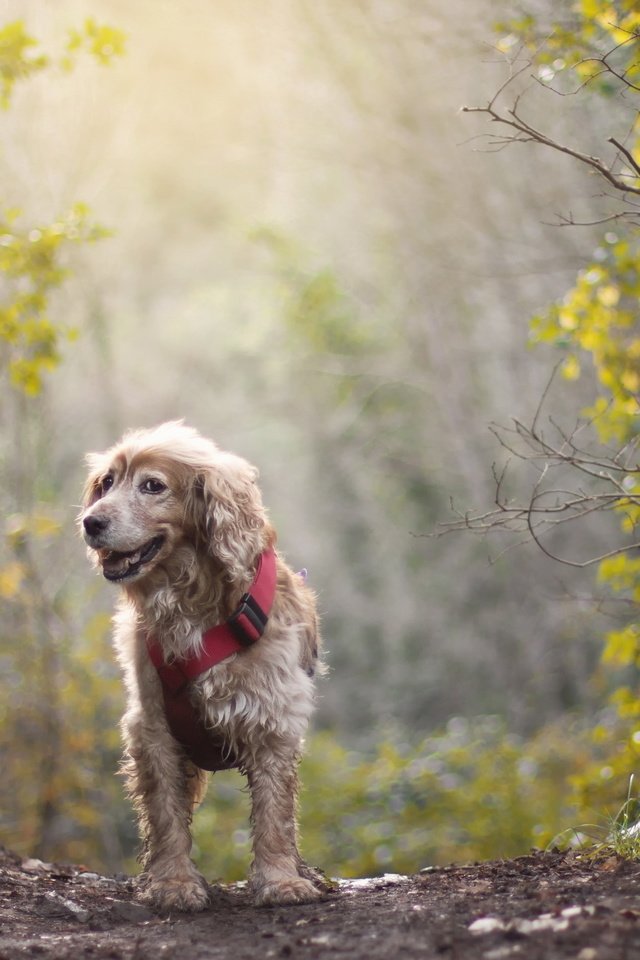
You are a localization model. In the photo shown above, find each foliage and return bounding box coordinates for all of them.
[497,1,640,95]
[0,16,123,863]
[0,17,123,395]
[531,237,640,442]
[65,19,126,70]
[0,18,125,107]
[2,702,629,882]
[0,713,576,878]
[604,776,640,860]
[486,0,640,832]
[0,21,47,107]
[0,581,127,865]
[253,225,389,368]
[189,719,589,881]
[0,205,108,395]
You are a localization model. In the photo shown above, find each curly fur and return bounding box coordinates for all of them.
[80,421,326,911]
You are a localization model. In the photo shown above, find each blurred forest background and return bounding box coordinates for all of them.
[1,0,639,880]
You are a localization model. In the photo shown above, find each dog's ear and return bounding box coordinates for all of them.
[82,453,107,508]
[187,451,269,581]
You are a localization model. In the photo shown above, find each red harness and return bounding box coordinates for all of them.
[146,548,277,771]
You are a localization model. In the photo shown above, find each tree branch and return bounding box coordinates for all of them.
[462,36,640,199]
[432,367,640,567]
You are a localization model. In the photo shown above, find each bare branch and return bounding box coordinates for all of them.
[541,210,640,227]
[462,39,640,198]
[433,380,640,568]
[449,32,640,567]
[463,100,640,195]
[608,136,640,176]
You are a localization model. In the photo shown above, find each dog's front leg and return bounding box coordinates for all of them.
[246,742,322,906]
[123,708,210,913]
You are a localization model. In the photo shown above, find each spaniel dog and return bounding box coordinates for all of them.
[80,421,326,911]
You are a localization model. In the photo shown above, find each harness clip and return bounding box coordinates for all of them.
[228,593,268,646]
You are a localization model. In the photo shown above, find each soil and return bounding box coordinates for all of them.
[2,846,640,959]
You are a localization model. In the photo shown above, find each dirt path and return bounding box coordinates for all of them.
[2,845,640,958]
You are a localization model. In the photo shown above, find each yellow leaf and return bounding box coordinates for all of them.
[621,370,640,392]
[0,561,25,598]
[31,512,61,539]
[580,0,599,18]
[575,60,602,80]
[597,284,620,306]
[603,625,640,666]
[558,308,579,330]
[496,34,518,53]
[562,355,581,380]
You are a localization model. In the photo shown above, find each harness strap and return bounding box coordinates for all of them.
[146,547,278,771]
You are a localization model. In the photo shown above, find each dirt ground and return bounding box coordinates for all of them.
[2,845,640,959]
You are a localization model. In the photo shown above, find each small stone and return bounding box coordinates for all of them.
[469,916,507,934]
[109,899,154,922]
[37,891,91,923]
[22,858,51,874]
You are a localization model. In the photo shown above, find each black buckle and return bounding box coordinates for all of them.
[228,593,268,646]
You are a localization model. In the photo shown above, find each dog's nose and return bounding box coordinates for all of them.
[83,514,109,538]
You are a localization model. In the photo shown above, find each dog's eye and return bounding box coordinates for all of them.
[101,475,114,494]
[140,478,167,494]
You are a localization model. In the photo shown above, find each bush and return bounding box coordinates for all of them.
[192,718,592,881]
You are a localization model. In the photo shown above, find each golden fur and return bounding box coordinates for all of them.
[80,421,325,911]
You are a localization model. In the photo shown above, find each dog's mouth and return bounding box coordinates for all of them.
[100,535,165,582]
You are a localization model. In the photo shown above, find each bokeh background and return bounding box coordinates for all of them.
[1,0,637,879]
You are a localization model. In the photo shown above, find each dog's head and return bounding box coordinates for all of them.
[80,421,270,585]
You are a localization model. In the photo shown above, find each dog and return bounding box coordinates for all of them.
[80,421,326,911]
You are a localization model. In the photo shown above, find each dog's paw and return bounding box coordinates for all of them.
[297,861,338,893]
[139,874,210,913]
[253,876,323,907]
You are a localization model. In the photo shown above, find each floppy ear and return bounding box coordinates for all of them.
[82,453,107,509]
[188,451,269,581]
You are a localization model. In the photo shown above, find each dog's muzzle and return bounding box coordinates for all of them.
[100,535,165,582]
[82,510,166,582]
